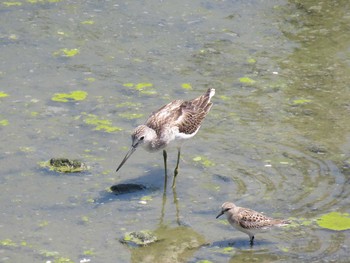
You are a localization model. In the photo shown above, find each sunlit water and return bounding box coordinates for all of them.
[1,0,350,262]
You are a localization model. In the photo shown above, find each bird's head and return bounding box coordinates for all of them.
[216,202,236,219]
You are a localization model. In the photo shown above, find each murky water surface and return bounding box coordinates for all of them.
[1,0,350,262]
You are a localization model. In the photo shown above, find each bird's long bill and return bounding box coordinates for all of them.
[116,146,137,172]
[216,211,224,219]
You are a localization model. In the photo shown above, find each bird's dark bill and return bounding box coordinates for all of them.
[116,147,136,172]
[216,211,224,219]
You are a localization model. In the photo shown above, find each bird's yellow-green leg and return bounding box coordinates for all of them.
[172,148,181,188]
[163,149,168,187]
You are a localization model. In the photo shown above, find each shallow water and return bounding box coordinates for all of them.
[1,0,350,262]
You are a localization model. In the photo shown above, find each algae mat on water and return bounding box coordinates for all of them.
[317,212,350,231]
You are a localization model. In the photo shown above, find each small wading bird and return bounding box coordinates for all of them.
[216,202,290,246]
[116,88,215,188]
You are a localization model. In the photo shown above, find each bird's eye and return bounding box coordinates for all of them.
[140,136,145,141]
[224,208,230,212]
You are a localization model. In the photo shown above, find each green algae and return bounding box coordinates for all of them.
[120,230,158,247]
[3,1,22,6]
[181,83,192,90]
[193,155,215,167]
[0,239,17,247]
[53,48,79,57]
[81,20,95,25]
[218,95,230,101]
[39,158,89,173]
[40,250,60,257]
[317,212,350,231]
[19,146,35,152]
[81,216,89,223]
[83,249,95,256]
[39,250,74,263]
[51,90,87,102]
[27,0,62,3]
[140,195,153,201]
[83,113,122,133]
[292,98,312,105]
[222,247,234,253]
[85,77,96,82]
[239,77,256,84]
[247,58,257,64]
[0,91,9,98]
[53,257,74,263]
[123,83,134,88]
[123,82,157,95]
[38,220,49,228]
[0,119,9,126]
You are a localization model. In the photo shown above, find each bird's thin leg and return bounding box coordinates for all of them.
[163,150,168,187]
[172,186,180,225]
[250,235,254,247]
[172,147,181,188]
[159,177,167,226]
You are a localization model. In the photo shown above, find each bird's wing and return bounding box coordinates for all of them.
[238,208,274,229]
[176,100,212,135]
[144,100,184,135]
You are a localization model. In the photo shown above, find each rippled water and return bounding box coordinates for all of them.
[1,0,350,262]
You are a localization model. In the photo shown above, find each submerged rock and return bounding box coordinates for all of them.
[120,230,158,247]
[39,158,88,173]
[110,183,146,195]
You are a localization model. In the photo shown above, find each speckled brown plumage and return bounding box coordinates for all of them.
[116,88,215,188]
[145,88,214,136]
[216,202,290,246]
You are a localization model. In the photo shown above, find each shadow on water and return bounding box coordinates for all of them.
[93,167,165,205]
[211,238,275,249]
[94,166,183,225]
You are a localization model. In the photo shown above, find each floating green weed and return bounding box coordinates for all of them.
[140,195,153,201]
[0,119,9,126]
[193,155,215,167]
[0,91,9,98]
[218,95,230,101]
[239,77,256,84]
[52,90,87,102]
[85,77,96,82]
[81,216,89,223]
[53,257,74,263]
[83,249,95,256]
[181,83,192,90]
[123,82,157,95]
[53,48,79,57]
[247,58,256,64]
[40,250,60,257]
[0,239,16,247]
[292,98,312,105]
[28,0,62,3]
[123,83,134,88]
[19,146,35,152]
[221,246,234,254]
[81,20,95,25]
[83,113,122,133]
[38,220,49,227]
[3,1,22,6]
[317,212,350,231]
